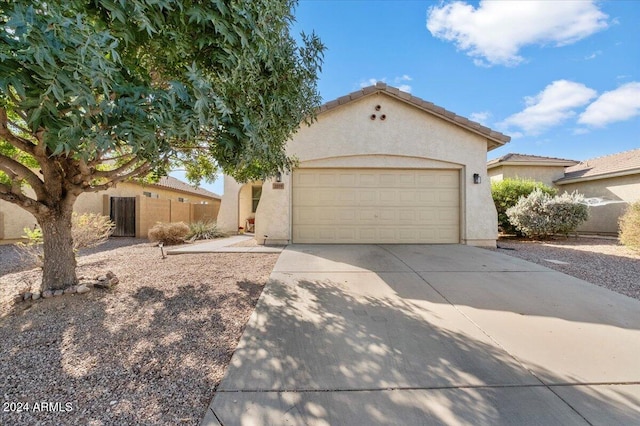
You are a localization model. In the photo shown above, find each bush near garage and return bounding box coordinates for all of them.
[506,189,589,239]
[619,201,640,251]
[491,178,557,235]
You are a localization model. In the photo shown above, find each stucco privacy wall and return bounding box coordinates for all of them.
[1,181,220,241]
[245,92,498,246]
[558,174,640,235]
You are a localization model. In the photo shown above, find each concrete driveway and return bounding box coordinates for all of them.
[203,244,640,425]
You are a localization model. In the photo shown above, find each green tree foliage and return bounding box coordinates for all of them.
[491,178,557,235]
[506,189,589,239]
[0,0,324,290]
[619,201,640,251]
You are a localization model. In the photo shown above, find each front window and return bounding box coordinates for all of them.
[252,186,262,213]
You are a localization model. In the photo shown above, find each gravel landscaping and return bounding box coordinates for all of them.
[0,239,278,425]
[493,237,640,301]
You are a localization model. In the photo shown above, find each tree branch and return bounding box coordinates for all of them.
[0,182,48,216]
[80,162,152,193]
[0,108,37,156]
[0,153,47,200]
[92,156,140,179]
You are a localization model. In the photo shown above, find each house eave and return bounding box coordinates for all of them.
[555,167,640,185]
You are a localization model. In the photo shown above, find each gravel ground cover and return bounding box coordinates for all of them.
[493,237,640,301]
[0,239,278,425]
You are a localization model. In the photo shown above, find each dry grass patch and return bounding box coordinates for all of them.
[0,241,278,425]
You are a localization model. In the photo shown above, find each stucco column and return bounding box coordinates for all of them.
[255,174,291,245]
[217,176,243,234]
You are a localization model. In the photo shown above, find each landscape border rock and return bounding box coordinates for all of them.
[12,272,119,304]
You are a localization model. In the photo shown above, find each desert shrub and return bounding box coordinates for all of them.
[148,222,190,245]
[72,212,115,250]
[186,221,226,241]
[619,201,640,251]
[16,213,115,267]
[506,189,589,239]
[491,178,557,234]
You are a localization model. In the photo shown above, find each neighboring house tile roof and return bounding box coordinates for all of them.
[319,82,511,150]
[148,176,221,199]
[487,153,578,169]
[555,148,640,184]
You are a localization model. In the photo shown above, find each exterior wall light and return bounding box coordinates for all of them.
[275,172,282,183]
[473,173,481,184]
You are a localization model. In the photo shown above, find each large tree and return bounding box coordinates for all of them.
[0,0,323,290]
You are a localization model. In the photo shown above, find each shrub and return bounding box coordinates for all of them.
[16,213,115,267]
[491,178,557,235]
[71,212,115,250]
[506,189,589,239]
[148,222,190,245]
[619,201,640,251]
[186,221,226,241]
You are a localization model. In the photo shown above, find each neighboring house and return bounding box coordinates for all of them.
[555,149,640,235]
[487,153,578,187]
[218,83,511,247]
[0,176,221,242]
[487,149,640,236]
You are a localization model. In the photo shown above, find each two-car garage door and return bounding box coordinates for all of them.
[292,168,460,244]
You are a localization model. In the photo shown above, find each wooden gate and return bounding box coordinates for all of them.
[110,197,136,237]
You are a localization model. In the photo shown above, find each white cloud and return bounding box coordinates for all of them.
[469,111,491,126]
[578,82,640,127]
[584,50,602,60]
[360,76,412,92]
[427,0,609,66]
[501,80,597,135]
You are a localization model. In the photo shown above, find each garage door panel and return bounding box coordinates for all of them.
[293,169,459,244]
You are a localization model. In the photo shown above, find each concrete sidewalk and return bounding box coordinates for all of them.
[203,244,640,425]
[167,235,284,254]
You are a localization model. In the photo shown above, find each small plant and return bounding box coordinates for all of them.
[148,222,190,245]
[186,221,226,241]
[491,178,557,235]
[16,213,115,267]
[619,201,640,251]
[506,189,589,239]
[71,212,115,251]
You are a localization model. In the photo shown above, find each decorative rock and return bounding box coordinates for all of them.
[97,275,107,282]
[76,284,90,294]
[64,286,77,294]
[32,292,41,301]
[23,292,32,301]
[53,290,64,297]
[13,294,24,304]
[106,271,116,280]
[42,290,53,299]
[108,277,119,286]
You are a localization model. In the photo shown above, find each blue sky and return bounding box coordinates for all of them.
[175,0,639,195]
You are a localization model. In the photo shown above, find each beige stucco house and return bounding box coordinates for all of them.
[0,176,221,242]
[555,149,640,235]
[218,83,511,247]
[487,153,578,187]
[488,149,640,235]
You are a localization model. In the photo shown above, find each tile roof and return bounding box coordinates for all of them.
[318,82,511,150]
[487,153,578,168]
[148,176,221,199]
[556,148,640,184]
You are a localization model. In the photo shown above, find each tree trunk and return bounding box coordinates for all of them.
[38,204,78,291]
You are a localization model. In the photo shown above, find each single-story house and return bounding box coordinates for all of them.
[0,176,221,242]
[487,153,578,187]
[487,149,640,235]
[218,83,511,247]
